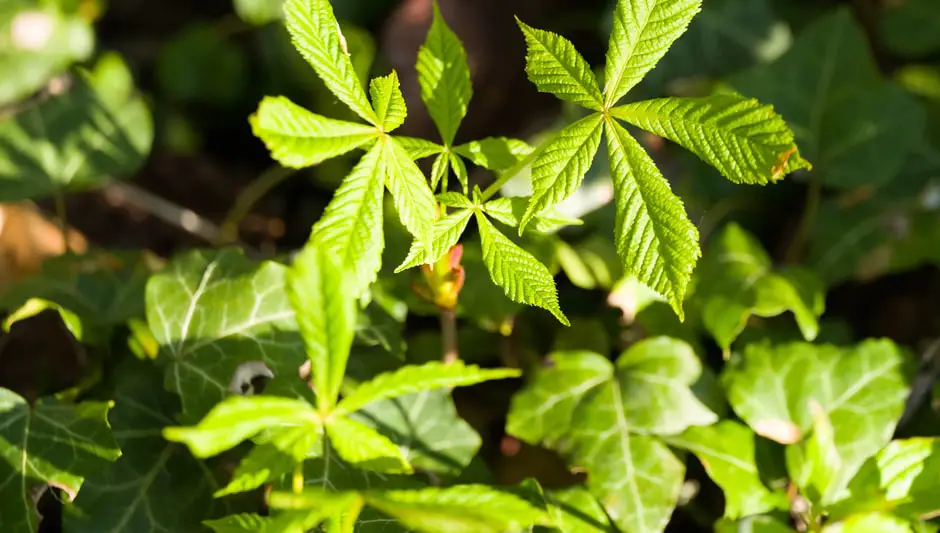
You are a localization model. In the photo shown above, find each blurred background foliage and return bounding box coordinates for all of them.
[2,0,940,530]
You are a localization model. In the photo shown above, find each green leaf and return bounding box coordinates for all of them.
[283,0,378,124]
[364,485,550,533]
[476,212,568,325]
[453,137,533,173]
[416,1,473,145]
[215,426,320,497]
[65,360,227,532]
[449,152,469,194]
[336,361,520,416]
[370,71,407,132]
[715,516,795,533]
[730,8,924,190]
[395,136,445,160]
[325,416,412,474]
[786,403,842,505]
[605,117,699,320]
[250,96,379,168]
[603,0,701,107]
[881,0,940,57]
[832,513,914,533]
[163,395,319,458]
[382,137,437,248]
[667,421,785,519]
[507,337,717,532]
[396,208,472,272]
[0,59,152,201]
[515,19,603,110]
[436,192,474,209]
[696,223,824,350]
[723,339,910,500]
[204,513,270,533]
[145,249,305,422]
[309,141,386,296]
[544,486,615,532]
[0,390,118,533]
[288,244,356,411]
[484,197,583,234]
[430,152,449,191]
[520,114,604,232]
[612,94,810,185]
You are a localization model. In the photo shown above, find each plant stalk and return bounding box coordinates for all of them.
[785,179,822,264]
[219,165,297,245]
[441,308,458,364]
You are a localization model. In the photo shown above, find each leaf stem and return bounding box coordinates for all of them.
[785,179,822,264]
[218,165,297,245]
[292,461,304,493]
[441,308,459,364]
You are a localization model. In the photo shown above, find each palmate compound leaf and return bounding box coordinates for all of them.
[730,8,924,190]
[696,223,824,350]
[520,114,604,232]
[611,94,812,184]
[666,421,787,519]
[506,337,717,532]
[515,19,603,110]
[723,339,911,503]
[606,117,699,320]
[395,208,472,273]
[145,249,306,423]
[483,197,583,234]
[370,71,407,133]
[381,136,437,254]
[0,390,119,533]
[283,0,378,124]
[476,211,568,326]
[288,244,356,411]
[452,137,534,174]
[416,1,473,146]
[250,95,380,168]
[603,0,702,107]
[308,140,385,296]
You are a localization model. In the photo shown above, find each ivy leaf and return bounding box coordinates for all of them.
[382,137,437,248]
[696,223,824,350]
[881,0,940,57]
[163,396,319,458]
[520,114,603,233]
[605,117,699,320]
[336,361,520,416]
[66,360,230,532]
[723,339,910,500]
[453,137,533,173]
[370,71,407,133]
[145,249,305,422]
[515,19,603,110]
[835,513,914,533]
[507,337,717,532]
[603,0,701,107]
[667,421,786,519]
[288,244,356,411]
[0,390,119,533]
[363,485,550,533]
[416,1,473,145]
[476,212,568,325]
[0,58,152,201]
[786,403,842,505]
[730,8,924,190]
[250,96,379,168]
[309,141,386,296]
[484,197,582,234]
[283,0,378,124]
[544,486,615,532]
[611,94,811,185]
[396,209,472,272]
[325,416,412,474]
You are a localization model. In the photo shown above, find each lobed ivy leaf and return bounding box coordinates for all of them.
[336,361,520,416]
[516,19,603,110]
[520,114,604,232]
[308,141,386,296]
[325,416,413,474]
[476,212,568,325]
[606,117,699,320]
[382,137,437,251]
[416,1,473,146]
[603,0,702,107]
[249,96,379,168]
[145,249,305,422]
[730,8,924,190]
[370,71,407,133]
[0,390,119,533]
[396,208,472,272]
[283,0,378,124]
[666,421,786,519]
[723,339,910,501]
[507,337,717,532]
[785,403,842,505]
[611,94,811,185]
[288,244,356,411]
[696,223,824,350]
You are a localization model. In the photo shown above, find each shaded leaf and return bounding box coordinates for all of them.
[215,426,319,497]
[881,0,940,57]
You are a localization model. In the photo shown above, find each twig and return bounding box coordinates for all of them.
[103,182,228,245]
[218,165,297,245]
[785,179,822,264]
[440,309,459,364]
[898,338,940,429]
